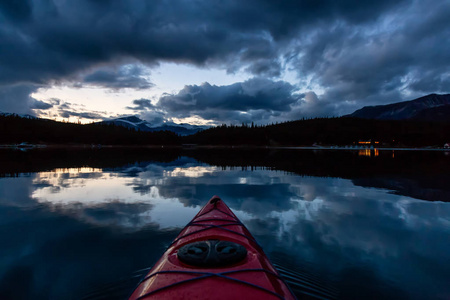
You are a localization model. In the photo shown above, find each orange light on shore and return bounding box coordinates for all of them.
[358,140,380,145]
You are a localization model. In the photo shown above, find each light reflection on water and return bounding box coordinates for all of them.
[0,154,449,299]
[358,149,379,157]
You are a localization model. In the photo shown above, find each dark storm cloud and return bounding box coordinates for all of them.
[0,0,33,23]
[30,99,53,110]
[282,91,342,120]
[127,99,155,111]
[126,99,167,125]
[291,24,412,108]
[58,110,105,120]
[48,98,60,105]
[81,65,154,90]
[0,84,40,115]
[59,102,71,109]
[1,0,449,119]
[289,1,450,111]
[0,0,407,86]
[139,110,166,126]
[157,78,300,123]
[38,101,107,120]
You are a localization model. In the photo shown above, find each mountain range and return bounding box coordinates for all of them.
[346,93,450,121]
[104,93,450,134]
[99,116,210,136]
[2,93,449,146]
[1,93,449,141]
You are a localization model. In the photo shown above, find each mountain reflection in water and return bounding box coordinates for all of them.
[0,148,449,299]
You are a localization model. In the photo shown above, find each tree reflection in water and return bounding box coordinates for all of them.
[0,148,449,299]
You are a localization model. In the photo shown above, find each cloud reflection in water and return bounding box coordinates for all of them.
[1,158,449,299]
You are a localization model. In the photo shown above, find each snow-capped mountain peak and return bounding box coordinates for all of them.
[100,116,209,135]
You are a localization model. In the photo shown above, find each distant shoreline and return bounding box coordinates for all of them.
[0,144,449,151]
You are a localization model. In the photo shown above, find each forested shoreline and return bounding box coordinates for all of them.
[1,114,449,147]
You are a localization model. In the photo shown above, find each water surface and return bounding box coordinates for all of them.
[0,148,449,299]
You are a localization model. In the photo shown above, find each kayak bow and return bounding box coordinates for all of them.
[129,196,297,300]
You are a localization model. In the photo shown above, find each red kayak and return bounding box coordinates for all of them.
[129,196,297,299]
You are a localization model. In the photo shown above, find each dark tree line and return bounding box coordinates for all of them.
[185,117,450,147]
[1,114,449,147]
[0,115,180,145]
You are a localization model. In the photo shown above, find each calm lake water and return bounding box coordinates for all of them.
[0,148,449,299]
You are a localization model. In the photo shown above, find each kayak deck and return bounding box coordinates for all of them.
[129,196,297,299]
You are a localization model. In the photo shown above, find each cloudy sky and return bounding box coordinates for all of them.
[0,0,449,125]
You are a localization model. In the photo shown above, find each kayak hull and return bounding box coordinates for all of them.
[129,196,296,300]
